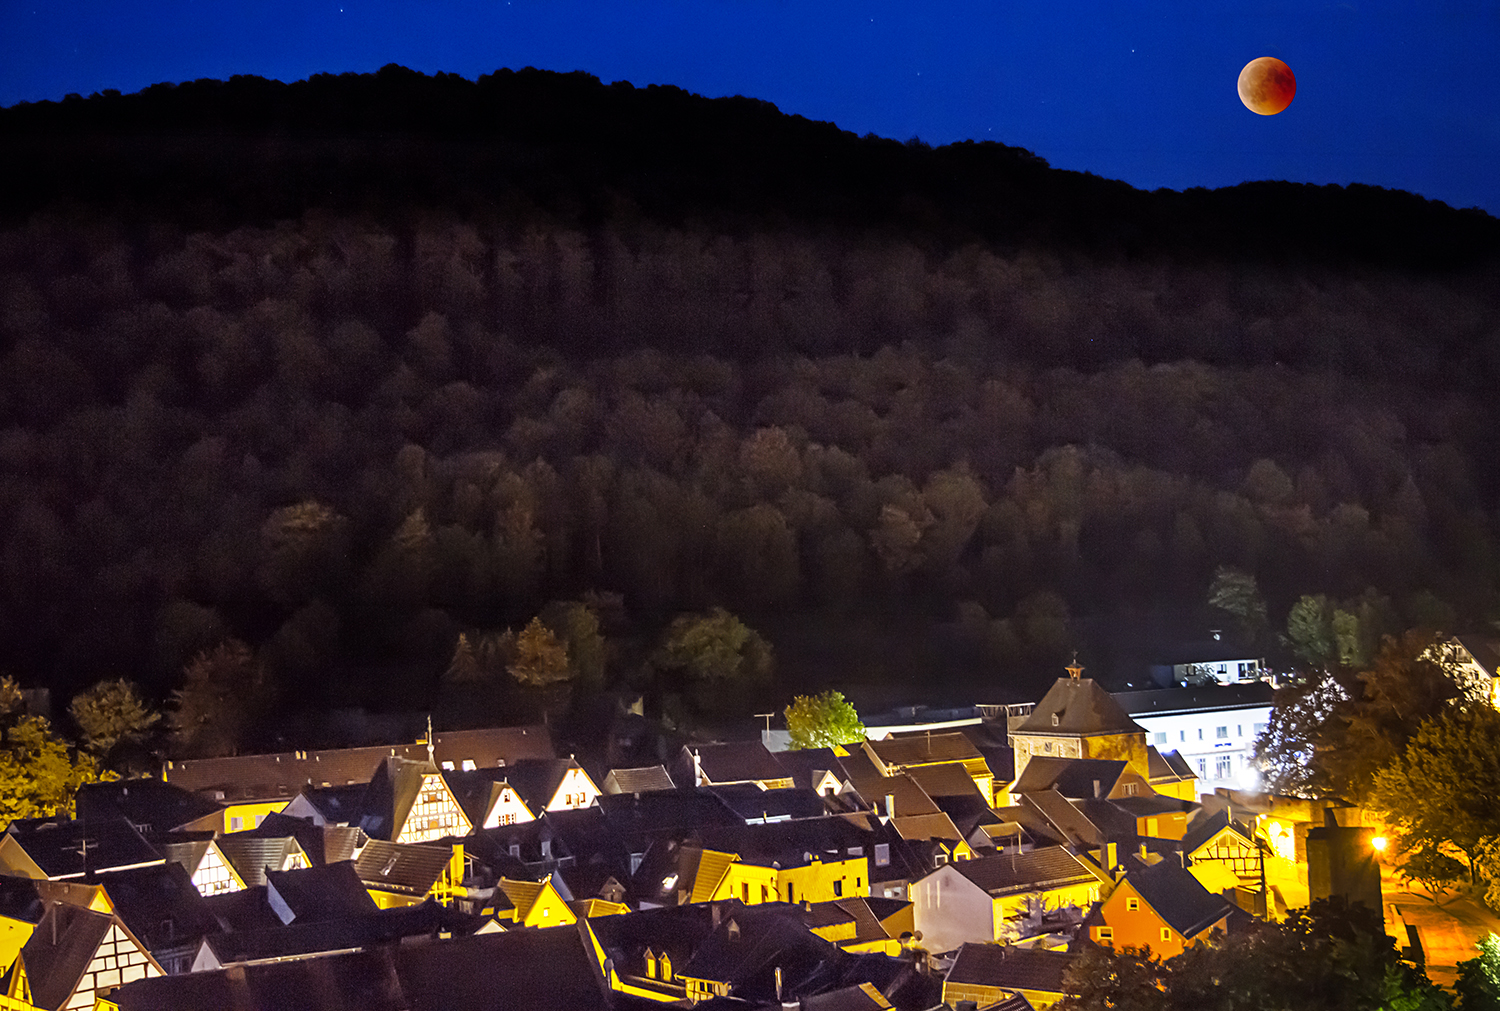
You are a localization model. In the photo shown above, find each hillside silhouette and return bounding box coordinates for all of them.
[1,66,1498,741]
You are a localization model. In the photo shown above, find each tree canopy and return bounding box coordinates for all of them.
[654,608,774,685]
[784,690,865,750]
[0,715,110,828]
[68,678,160,754]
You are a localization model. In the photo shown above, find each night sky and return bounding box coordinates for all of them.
[3,1,1498,215]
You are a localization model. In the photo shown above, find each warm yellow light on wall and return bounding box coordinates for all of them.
[1371,836,1388,852]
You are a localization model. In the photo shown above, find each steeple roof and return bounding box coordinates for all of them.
[1015,678,1145,737]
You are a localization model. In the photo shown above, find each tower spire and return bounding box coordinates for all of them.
[426,713,435,766]
[1066,651,1084,680]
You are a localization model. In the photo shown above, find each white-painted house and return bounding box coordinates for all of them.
[1113,683,1274,794]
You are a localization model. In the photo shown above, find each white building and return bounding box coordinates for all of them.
[1112,683,1274,794]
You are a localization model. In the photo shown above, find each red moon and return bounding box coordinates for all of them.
[1237,57,1296,115]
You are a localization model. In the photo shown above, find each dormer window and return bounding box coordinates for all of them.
[727,920,740,941]
[1052,713,1060,726]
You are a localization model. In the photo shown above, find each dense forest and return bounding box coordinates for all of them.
[2,65,1499,744]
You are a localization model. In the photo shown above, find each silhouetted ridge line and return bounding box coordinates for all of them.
[1,65,1495,269]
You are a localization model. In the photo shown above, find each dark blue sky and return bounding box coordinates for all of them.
[4,1,1497,215]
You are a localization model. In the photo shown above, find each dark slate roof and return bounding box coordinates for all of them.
[695,817,876,868]
[1146,746,1197,782]
[1455,635,1500,678]
[74,779,223,834]
[265,861,379,923]
[215,833,307,888]
[709,785,832,822]
[437,769,516,826]
[796,981,894,1011]
[681,903,842,999]
[602,765,677,794]
[201,900,477,966]
[945,943,1077,995]
[842,769,941,819]
[678,742,791,787]
[292,782,370,825]
[2,816,163,879]
[1019,792,1107,847]
[18,903,119,1011]
[1181,808,1253,854]
[112,922,609,1011]
[596,789,743,839]
[1113,683,1275,717]
[905,763,988,802]
[1126,858,1237,938]
[0,874,45,924]
[1111,795,1198,818]
[149,831,214,882]
[1011,758,1128,799]
[865,732,985,769]
[588,902,718,969]
[202,886,283,932]
[494,758,586,811]
[94,862,220,953]
[1015,679,1144,737]
[355,840,453,896]
[767,749,850,793]
[951,847,1098,896]
[464,821,570,878]
[160,725,555,802]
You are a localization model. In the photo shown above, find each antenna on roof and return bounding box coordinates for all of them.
[1066,652,1084,681]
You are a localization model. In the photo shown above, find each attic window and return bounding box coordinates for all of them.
[462,760,477,771]
[1052,713,1060,727]
[441,761,455,770]
[1126,897,1139,911]
[727,920,740,941]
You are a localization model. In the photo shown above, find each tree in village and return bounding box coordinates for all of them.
[168,639,272,758]
[784,690,865,750]
[0,715,110,828]
[541,600,607,690]
[1208,565,1267,645]
[653,607,774,684]
[506,617,573,687]
[1059,898,1450,1011]
[69,679,161,754]
[1370,705,1500,884]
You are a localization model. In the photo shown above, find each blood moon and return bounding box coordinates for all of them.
[1237,56,1296,115]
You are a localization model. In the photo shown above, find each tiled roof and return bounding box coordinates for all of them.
[1011,757,1127,798]
[602,765,677,794]
[497,758,588,810]
[709,784,831,822]
[94,862,220,952]
[1015,679,1144,737]
[843,770,941,819]
[1181,808,1253,854]
[265,861,379,923]
[201,900,476,966]
[216,833,307,888]
[355,840,453,896]
[771,749,852,793]
[112,918,611,1011]
[678,742,790,786]
[17,904,119,1011]
[905,763,988,801]
[865,732,984,769]
[75,779,223,833]
[1126,859,1236,938]
[891,812,966,844]
[160,725,554,802]
[2,816,164,879]
[951,847,1097,895]
[945,942,1077,995]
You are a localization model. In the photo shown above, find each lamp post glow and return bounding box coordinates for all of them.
[1371,836,1388,853]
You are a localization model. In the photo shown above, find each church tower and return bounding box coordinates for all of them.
[1010,657,1150,780]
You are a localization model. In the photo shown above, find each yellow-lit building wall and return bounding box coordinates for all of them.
[778,857,869,905]
[992,880,1101,934]
[222,801,289,833]
[711,862,780,905]
[0,918,33,976]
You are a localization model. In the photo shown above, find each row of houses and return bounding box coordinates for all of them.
[0,666,1390,1010]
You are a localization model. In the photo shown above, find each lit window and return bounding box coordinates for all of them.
[1125,898,1139,911]
[462,759,476,771]
[1044,742,1053,753]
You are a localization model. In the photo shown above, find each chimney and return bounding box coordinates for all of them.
[693,749,703,787]
[541,838,552,859]
[1106,841,1118,870]
[775,965,783,1002]
[885,793,896,820]
[1093,780,1101,799]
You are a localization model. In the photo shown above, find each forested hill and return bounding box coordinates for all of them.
[2,66,1500,737]
[3,64,1497,272]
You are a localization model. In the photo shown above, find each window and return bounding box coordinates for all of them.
[1125,897,1139,911]
[1216,726,1229,739]
[1124,783,1138,797]
[1044,742,1053,752]
[1154,732,1168,745]
[1097,927,1113,944]
[1216,756,1233,779]
[935,851,948,866]
[1198,729,1204,740]
[229,816,242,831]
[834,879,843,897]
[1161,927,1173,942]
[1197,758,1207,778]
[1179,730,1186,742]
[462,759,476,771]
[1236,725,1243,737]
[875,843,890,867]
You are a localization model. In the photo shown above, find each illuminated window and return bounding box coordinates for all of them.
[1097,927,1113,944]
[1125,897,1139,911]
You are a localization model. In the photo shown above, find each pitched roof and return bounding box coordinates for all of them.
[891,812,966,844]
[678,742,790,786]
[94,862,220,952]
[800,981,895,1011]
[1454,635,1500,677]
[842,769,941,819]
[355,840,453,897]
[19,904,119,1010]
[200,900,476,966]
[1011,757,1129,799]
[355,757,463,842]
[865,732,985,770]
[160,725,555,802]
[709,784,831,822]
[265,861,379,923]
[602,765,677,794]
[945,943,1077,995]
[1,816,163,879]
[1015,679,1144,737]
[770,749,852,793]
[1125,859,1237,938]
[1181,808,1254,855]
[289,782,370,825]
[112,919,610,1011]
[949,847,1098,896]
[696,817,875,869]
[905,763,988,802]
[74,779,223,834]
[496,758,590,810]
[215,833,308,888]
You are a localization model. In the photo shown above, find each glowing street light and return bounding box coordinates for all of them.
[1371,836,1388,853]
